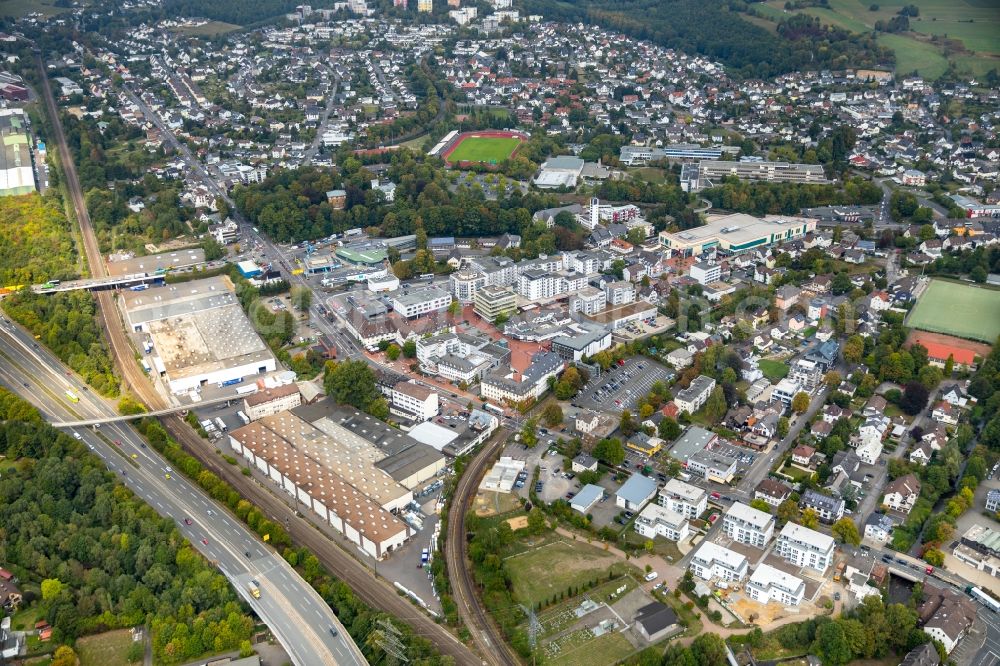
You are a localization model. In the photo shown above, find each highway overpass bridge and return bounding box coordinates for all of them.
[52,394,235,427]
[32,273,166,294]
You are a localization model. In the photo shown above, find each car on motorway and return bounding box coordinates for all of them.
[329,627,338,638]
[113,439,121,446]
[184,518,192,525]
[165,474,172,480]
[201,538,209,545]
[73,432,82,440]
[131,453,138,459]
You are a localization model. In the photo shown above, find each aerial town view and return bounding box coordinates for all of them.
[0,0,999,665]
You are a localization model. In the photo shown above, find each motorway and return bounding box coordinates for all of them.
[0,318,364,666]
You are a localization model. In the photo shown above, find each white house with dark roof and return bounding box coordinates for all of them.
[883,474,920,514]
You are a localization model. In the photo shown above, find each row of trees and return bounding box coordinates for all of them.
[0,389,255,662]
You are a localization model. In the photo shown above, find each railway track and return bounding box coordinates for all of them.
[445,429,522,666]
[34,52,481,665]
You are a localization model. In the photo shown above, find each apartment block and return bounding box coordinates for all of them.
[746,564,806,606]
[634,504,690,542]
[674,375,716,414]
[689,542,748,582]
[723,502,775,549]
[775,522,835,574]
[658,478,708,519]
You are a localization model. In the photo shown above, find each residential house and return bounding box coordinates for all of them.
[746,563,806,606]
[883,474,920,514]
[800,489,845,524]
[864,512,898,544]
[775,521,836,574]
[754,479,792,507]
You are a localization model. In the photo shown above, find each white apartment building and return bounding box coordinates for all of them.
[517,270,562,301]
[391,285,452,319]
[674,375,716,414]
[658,478,708,519]
[468,256,518,287]
[388,381,439,422]
[450,270,487,304]
[775,522,835,575]
[689,261,721,285]
[772,377,802,405]
[570,287,607,315]
[689,542,748,582]
[604,280,636,305]
[634,504,690,542]
[746,564,806,606]
[723,502,775,549]
[243,385,302,421]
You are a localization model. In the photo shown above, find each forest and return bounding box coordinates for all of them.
[522,0,893,80]
[61,112,194,253]
[233,156,568,242]
[0,192,79,286]
[701,178,884,217]
[0,389,255,663]
[1,289,119,397]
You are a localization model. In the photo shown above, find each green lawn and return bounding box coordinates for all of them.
[446,136,522,164]
[759,359,790,383]
[633,167,667,184]
[505,539,630,607]
[76,630,139,666]
[172,20,242,36]
[906,279,1000,342]
[877,33,950,80]
[754,0,999,78]
[0,0,74,18]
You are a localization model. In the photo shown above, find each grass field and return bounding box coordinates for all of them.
[505,539,628,607]
[76,630,138,666]
[756,0,1000,78]
[446,136,521,164]
[759,359,790,383]
[906,279,1000,343]
[0,0,74,18]
[173,20,242,36]
[546,631,634,666]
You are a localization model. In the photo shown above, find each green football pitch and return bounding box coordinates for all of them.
[906,279,1000,343]
[446,136,521,163]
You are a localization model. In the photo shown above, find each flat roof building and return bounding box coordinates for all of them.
[635,503,690,542]
[698,160,830,185]
[0,109,36,196]
[659,213,817,257]
[122,277,276,394]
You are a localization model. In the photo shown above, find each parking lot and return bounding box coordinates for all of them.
[575,357,674,413]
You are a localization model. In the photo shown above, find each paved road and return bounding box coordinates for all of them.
[0,319,364,666]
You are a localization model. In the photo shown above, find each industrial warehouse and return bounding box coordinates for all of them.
[122,276,277,394]
[0,108,37,196]
[228,403,450,558]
